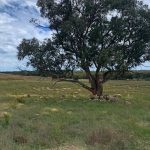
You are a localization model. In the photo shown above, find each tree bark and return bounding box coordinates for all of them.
[96,83,103,97]
[89,78,103,97]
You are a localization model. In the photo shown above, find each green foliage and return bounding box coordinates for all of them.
[2,112,11,127]
[18,0,150,80]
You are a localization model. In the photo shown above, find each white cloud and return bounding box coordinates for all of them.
[0,0,52,71]
[143,0,150,5]
[25,0,37,7]
[0,0,10,5]
[0,13,16,24]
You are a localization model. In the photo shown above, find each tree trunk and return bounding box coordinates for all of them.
[96,83,103,97]
[84,69,104,97]
[90,79,103,97]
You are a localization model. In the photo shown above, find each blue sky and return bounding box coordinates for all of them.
[0,0,52,71]
[0,0,150,71]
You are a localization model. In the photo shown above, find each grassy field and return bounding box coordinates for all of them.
[0,74,149,150]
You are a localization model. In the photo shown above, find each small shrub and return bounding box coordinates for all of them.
[27,94,31,98]
[85,128,132,149]
[85,128,114,145]
[16,97,25,104]
[13,135,27,144]
[1,112,11,127]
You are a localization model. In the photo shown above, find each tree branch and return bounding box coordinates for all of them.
[30,18,50,29]
[52,78,92,92]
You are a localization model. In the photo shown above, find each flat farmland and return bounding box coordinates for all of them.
[0,74,149,150]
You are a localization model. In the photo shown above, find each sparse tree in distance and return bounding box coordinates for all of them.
[18,0,150,97]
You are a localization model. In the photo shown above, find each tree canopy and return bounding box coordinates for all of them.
[18,0,150,96]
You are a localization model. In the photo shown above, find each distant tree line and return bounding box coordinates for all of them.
[2,70,150,80]
[73,70,150,80]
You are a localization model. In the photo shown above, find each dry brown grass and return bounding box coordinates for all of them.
[85,128,130,150]
[0,76,149,149]
[85,128,114,145]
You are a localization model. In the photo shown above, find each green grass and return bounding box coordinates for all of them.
[0,74,149,150]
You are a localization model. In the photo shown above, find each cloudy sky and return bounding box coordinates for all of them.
[0,0,150,71]
[0,0,52,71]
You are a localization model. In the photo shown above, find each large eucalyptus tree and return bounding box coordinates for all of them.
[18,0,150,97]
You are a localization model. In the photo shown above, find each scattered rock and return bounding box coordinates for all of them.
[113,94,122,98]
[74,92,79,94]
[125,101,132,105]
[90,95,118,102]
[73,95,76,98]
[90,96,96,100]
[108,96,118,102]
[67,111,73,115]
